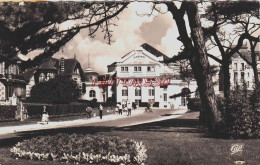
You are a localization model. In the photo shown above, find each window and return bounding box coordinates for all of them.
[0,62,4,74]
[247,81,250,88]
[46,73,51,81]
[134,67,137,72]
[234,72,238,82]
[135,87,141,96]
[241,72,245,80]
[147,66,155,72]
[122,87,128,96]
[50,73,55,79]
[248,72,250,78]
[163,94,167,101]
[89,90,96,97]
[181,97,186,106]
[147,66,151,72]
[39,73,45,82]
[241,63,245,71]
[148,89,155,96]
[138,66,141,71]
[121,67,128,72]
[234,63,238,70]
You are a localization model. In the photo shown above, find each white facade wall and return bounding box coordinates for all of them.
[81,82,104,102]
[230,57,255,90]
[114,46,197,109]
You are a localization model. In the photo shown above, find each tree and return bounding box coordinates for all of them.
[164,2,221,132]
[0,2,128,70]
[30,76,81,103]
[1,1,244,133]
[203,1,260,99]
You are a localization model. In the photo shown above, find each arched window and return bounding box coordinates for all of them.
[135,87,141,96]
[46,73,51,81]
[50,73,55,79]
[89,90,96,98]
[39,73,45,82]
[122,87,128,96]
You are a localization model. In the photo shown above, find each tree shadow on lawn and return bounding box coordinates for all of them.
[0,117,210,148]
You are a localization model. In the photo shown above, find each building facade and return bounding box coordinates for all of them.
[107,43,197,109]
[219,44,260,91]
[21,57,85,97]
[80,67,106,102]
[0,55,27,101]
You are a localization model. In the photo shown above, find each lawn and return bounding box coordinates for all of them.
[0,112,259,165]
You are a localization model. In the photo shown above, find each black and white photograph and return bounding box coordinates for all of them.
[0,0,259,164]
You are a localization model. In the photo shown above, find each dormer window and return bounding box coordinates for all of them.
[39,73,45,82]
[74,68,79,74]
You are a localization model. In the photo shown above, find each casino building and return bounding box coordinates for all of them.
[107,43,197,109]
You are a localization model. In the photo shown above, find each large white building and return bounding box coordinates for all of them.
[107,43,197,109]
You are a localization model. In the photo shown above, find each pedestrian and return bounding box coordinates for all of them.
[99,104,103,119]
[41,106,49,124]
[115,104,119,115]
[86,107,92,119]
[127,102,132,116]
[118,103,122,115]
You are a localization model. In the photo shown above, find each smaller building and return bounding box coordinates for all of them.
[219,44,260,91]
[0,55,27,101]
[21,57,85,97]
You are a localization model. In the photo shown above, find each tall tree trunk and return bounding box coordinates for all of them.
[186,2,221,132]
[222,59,231,100]
[249,41,259,87]
[167,2,221,132]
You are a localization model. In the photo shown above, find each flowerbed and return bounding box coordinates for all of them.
[10,133,147,164]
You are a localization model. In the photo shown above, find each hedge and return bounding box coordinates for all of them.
[0,105,17,121]
[25,103,88,119]
[187,98,201,111]
[25,102,116,119]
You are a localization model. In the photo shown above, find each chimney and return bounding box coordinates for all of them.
[60,56,65,73]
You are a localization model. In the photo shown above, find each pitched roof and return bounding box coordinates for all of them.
[38,58,58,70]
[21,68,37,82]
[121,43,170,60]
[141,43,169,60]
[232,50,260,64]
[63,58,78,76]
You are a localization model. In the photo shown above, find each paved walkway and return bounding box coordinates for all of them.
[0,108,187,135]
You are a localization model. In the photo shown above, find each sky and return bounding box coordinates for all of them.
[25,2,260,74]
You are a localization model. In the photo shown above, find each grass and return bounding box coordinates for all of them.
[0,112,259,165]
[0,108,116,127]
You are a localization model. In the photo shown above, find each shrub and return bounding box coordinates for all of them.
[30,76,81,104]
[187,98,201,111]
[219,86,260,138]
[26,103,88,119]
[0,105,17,121]
[10,133,147,164]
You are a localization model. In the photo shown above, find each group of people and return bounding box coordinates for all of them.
[115,101,137,116]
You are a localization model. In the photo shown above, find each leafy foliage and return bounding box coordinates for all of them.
[30,76,81,104]
[0,2,128,70]
[218,85,260,138]
[0,105,16,121]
